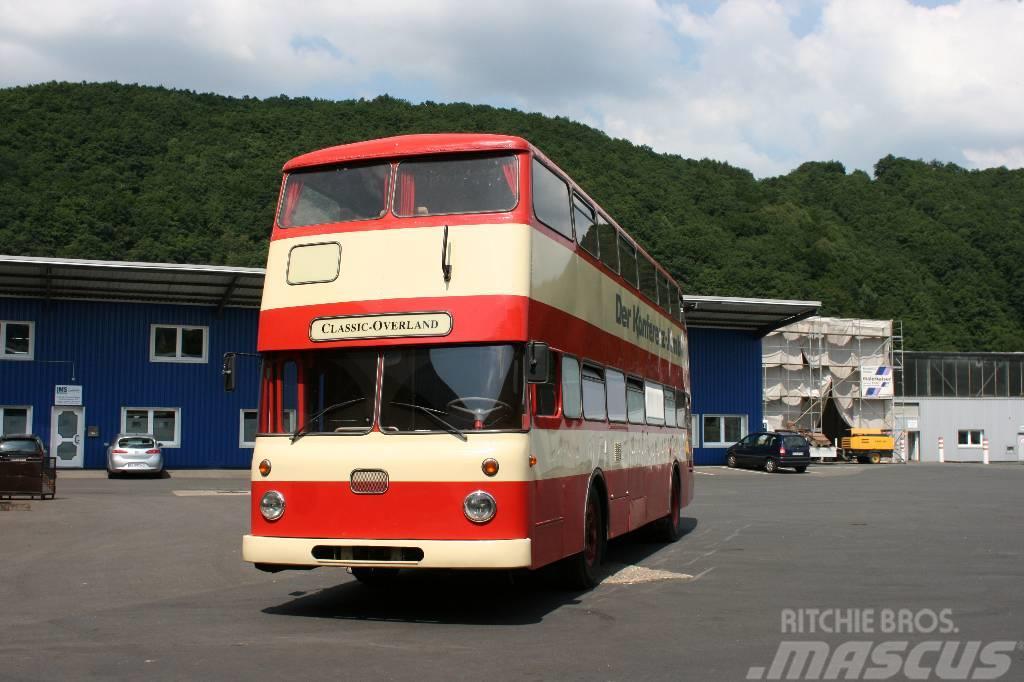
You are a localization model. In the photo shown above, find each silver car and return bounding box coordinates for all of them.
[106,434,164,477]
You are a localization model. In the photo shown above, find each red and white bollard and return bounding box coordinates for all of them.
[938,436,945,463]
[983,438,990,465]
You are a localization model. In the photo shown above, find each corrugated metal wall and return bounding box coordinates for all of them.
[1,297,767,469]
[689,327,763,465]
[0,298,259,468]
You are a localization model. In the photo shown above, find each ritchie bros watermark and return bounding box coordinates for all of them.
[746,608,1021,680]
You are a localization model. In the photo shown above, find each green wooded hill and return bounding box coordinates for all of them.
[2,82,1022,351]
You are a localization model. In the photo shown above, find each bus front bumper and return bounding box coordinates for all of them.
[242,535,532,570]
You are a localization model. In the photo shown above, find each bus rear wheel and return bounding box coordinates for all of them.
[655,470,682,543]
[564,484,605,590]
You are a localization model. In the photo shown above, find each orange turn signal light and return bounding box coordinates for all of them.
[481,458,499,477]
[258,459,272,477]
[529,455,538,467]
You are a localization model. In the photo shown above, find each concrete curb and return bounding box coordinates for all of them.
[56,469,249,479]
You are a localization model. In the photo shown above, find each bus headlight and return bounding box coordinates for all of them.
[463,490,496,523]
[260,490,286,521]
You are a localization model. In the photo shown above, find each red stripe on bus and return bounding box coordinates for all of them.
[251,480,530,540]
[258,296,686,387]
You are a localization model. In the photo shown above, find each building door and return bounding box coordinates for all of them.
[50,406,85,468]
[907,431,920,462]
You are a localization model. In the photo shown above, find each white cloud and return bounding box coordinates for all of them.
[0,0,1022,177]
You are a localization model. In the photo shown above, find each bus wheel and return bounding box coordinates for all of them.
[655,471,682,543]
[351,567,399,585]
[565,484,604,589]
[764,458,778,474]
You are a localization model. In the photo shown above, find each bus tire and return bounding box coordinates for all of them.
[351,567,399,585]
[655,469,682,543]
[564,483,605,590]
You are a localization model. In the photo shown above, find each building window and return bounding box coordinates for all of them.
[703,414,746,447]
[241,409,296,447]
[1,406,32,435]
[957,429,983,447]
[122,407,180,448]
[0,321,34,360]
[150,324,208,363]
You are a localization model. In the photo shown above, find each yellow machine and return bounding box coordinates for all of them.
[840,429,894,464]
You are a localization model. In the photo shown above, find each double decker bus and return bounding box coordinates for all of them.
[237,134,693,587]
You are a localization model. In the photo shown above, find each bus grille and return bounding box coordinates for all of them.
[350,469,389,494]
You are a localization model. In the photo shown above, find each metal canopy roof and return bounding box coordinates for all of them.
[0,256,820,331]
[683,295,820,336]
[0,255,265,310]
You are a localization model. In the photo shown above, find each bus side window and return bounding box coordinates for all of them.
[596,214,618,273]
[561,355,582,420]
[532,158,573,241]
[626,377,645,424]
[534,355,558,417]
[606,369,627,422]
[638,255,658,304]
[657,272,670,313]
[574,194,599,258]
[669,283,680,321]
[665,390,677,427]
[645,381,665,425]
[581,363,607,421]
[618,232,639,287]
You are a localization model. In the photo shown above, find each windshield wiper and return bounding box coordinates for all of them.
[290,398,367,443]
[387,402,467,442]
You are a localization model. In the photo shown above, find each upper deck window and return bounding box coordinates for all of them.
[278,162,390,228]
[532,159,573,241]
[393,154,517,217]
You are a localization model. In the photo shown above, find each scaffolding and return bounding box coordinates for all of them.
[762,317,900,457]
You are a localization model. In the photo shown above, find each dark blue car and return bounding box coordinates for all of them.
[726,431,811,473]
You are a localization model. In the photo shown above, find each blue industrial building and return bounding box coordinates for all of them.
[0,256,817,469]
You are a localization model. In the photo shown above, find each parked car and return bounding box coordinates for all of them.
[107,434,164,477]
[726,431,812,473]
[0,434,56,500]
[0,434,46,460]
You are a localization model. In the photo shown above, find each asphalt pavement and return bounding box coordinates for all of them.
[1,463,1022,681]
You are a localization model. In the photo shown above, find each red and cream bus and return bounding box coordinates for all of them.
[236,133,693,587]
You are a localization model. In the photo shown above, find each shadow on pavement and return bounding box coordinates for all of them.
[262,517,698,625]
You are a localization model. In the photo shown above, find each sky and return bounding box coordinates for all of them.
[1,0,1022,178]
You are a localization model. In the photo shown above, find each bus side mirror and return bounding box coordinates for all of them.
[526,341,550,384]
[222,353,236,392]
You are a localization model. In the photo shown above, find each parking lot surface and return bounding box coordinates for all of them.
[2,464,1022,681]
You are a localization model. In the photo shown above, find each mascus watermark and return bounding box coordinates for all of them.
[747,609,1020,680]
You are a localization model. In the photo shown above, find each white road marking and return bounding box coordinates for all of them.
[172,490,250,496]
[600,563,695,585]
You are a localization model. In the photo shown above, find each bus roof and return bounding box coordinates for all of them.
[283,134,532,172]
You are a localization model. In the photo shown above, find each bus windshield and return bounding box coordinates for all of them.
[379,344,524,433]
[262,344,525,436]
[393,154,517,217]
[278,162,390,227]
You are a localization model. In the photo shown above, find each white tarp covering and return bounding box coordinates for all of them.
[763,317,894,435]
